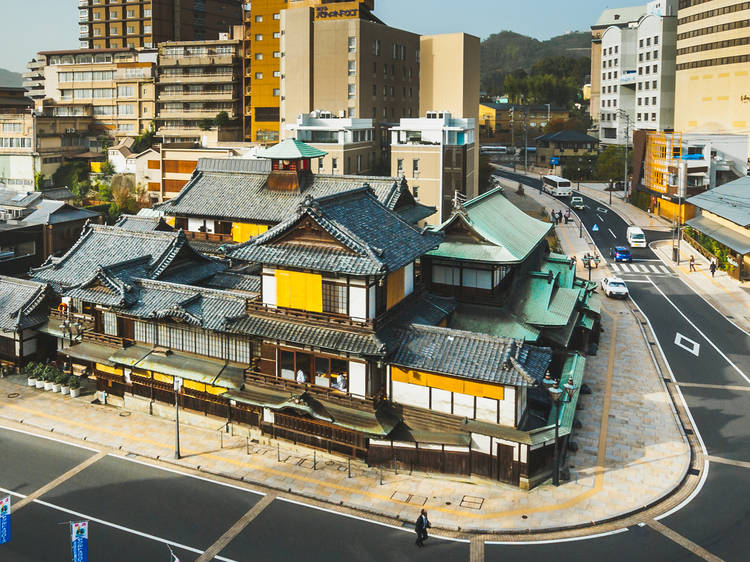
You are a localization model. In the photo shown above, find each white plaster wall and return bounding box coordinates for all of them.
[349,286,367,320]
[349,361,367,398]
[404,262,414,296]
[475,397,498,423]
[392,380,430,409]
[453,392,474,418]
[471,433,491,454]
[263,407,275,423]
[500,386,516,427]
[431,388,452,414]
[262,274,276,307]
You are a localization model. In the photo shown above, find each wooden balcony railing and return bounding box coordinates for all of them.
[184,230,234,244]
[244,300,375,332]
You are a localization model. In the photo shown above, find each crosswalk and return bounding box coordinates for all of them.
[609,262,674,276]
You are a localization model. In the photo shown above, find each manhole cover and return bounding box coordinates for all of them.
[119,411,131,417]
[7,393,19,399]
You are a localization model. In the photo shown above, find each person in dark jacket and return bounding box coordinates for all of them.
[415,509,431,547]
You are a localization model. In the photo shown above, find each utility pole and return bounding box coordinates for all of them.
[617,109,631,203]
[510,105,515,152]
[524,105,529,173]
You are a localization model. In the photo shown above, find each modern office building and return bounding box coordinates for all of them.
[77,0,244,50]
[598,0,677,144]
[286,111,377,175]
[280,2,420,171]
[674,0,750,151]
[590,4,647,125]
[155,32,243,145]
[390,112,476,225]
[24,48,157,142]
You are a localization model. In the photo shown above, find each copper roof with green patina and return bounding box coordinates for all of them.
[428,187,552,264]
[258,138,328,160]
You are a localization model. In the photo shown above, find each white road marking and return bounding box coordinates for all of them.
[625,279,651,283]
[649,265,660,273]
[486,528,629,545]
[674,332,701,357]
[649,278,750,384]
[610,263,620,272]
[0,424,100,452]
[609,228,617,238]
[597,214,604,222]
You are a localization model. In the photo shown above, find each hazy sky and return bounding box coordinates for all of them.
[1,0,643,73]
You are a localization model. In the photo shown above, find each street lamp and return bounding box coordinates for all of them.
[547,380,563,486]
[563,376,578,402]
[174,376,183,459]
[577,167,581,191]
[609,178,613,206]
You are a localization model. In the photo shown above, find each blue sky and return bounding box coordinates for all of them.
[2,0,643,72]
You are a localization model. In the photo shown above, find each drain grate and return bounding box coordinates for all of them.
[460,495,485,510]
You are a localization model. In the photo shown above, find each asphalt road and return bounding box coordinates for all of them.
[494,169,750,561]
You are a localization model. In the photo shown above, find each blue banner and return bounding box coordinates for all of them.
[71,521,88,562]
[0,495,10,544]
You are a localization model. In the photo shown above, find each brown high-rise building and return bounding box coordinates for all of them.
[78,0,244,50]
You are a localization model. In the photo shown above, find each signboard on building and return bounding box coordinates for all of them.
[71,521,88,562]
[0,495,10,544]
[315,5,359,20]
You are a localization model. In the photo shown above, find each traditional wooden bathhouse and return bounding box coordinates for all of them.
[0,276,51,369]
[158,139,435,247]
[424,188,599,349]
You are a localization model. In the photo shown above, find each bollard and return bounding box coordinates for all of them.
[313,451,317,471]
[379,467,383,485]
[277,443,280,462]
[348,458,352,478]
[220,431,223,449]
[393,455,397,475]
[246,436,250,455]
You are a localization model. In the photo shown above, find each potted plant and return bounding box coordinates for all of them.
[53,372,66,393]
[60,374,71,396]
[69,376,81,398]
[43,366,56,391]
[34,364,45,389]
[24,362,38,387]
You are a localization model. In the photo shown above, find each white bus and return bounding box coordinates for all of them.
[542,175,573,197]
[480,145,509,154]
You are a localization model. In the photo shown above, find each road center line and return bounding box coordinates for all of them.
[608,228,617,238]
[648,277,750,385]
[13,451,106,513]
[706,455,750,470]
[647,520,722,562]
[676,382,750,392]
[196,494,276,562]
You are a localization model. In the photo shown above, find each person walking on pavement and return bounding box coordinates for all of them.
[689,255,696,272]
[557,210,563,224]
[415,509,431,547]
[710,258,717,278]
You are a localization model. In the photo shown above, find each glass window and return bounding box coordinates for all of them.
[348,36,356,52]
[255,15,263,22]
[322,282,347,315]
[255,34,263,41]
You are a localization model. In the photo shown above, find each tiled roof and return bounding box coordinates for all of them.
[0,190,42,209]
[160,159,426,224]
[258,139,328,159]
[23,201,100,225]
[0,276,49,332]
[228,188,442,275]
[114,214,174,232]
[391,324,552,387]
[429,188,551,264]
[686,176,750,227]
[30,224,221,290]
[203,272,261,294]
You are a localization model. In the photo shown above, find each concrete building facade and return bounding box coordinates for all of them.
[78,0,244,50]
[674,0,750,153]
[155,33,243,144]
[390,112,476,225]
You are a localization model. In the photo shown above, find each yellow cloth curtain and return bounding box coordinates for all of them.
[275,270,323,312]
[386,268,405,310]
[231,223,269,243]
[391,366,504,400]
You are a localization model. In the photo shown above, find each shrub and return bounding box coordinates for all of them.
[23,362,38,377]
[43,365,58,382]
[69,377,81,389]
[56,373,68,385]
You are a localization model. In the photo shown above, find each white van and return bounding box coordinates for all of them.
[542,175,573,197]
[627,226,647,248]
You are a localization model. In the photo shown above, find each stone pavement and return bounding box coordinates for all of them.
[0,184,690,535]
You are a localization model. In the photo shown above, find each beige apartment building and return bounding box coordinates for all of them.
[281,2,420,171]
[78,0,244,50]
[155,32,243,145]
[419,33,480,200]
[674,0,750,151]
[390,112,476,225]
[24,48,157,141]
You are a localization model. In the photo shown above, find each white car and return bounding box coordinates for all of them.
[601,277,629,299]
[571,196,584,210]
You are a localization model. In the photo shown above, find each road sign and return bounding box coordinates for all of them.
[71,521,88,562]
[0,495,10,544]
[550,156,560,166]
[174,376,183,392]
[592,224,600,232]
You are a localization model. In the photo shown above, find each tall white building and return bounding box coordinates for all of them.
[598,0,677,145]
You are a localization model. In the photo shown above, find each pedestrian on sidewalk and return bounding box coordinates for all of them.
[550,209,557,224]
[689,255,696,272]
[414,509,431,547]
[710,259,717,278]
[557,210,563,224]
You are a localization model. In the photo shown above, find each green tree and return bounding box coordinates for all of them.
[100,160,116,177]
[131,123,156,154]
[593,146,631,182]
[200,118,214,131]
[213,111,230,128]
[52,161,89,189]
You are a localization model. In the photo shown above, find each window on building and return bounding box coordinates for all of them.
[637,113,642,120]
[348,60,356,76]
[255,72,263,79]
[127,9,135,17]
[103,312,118,336]
[255,34,263,41]
[273,32,281,39]
[273,71,281,77]
[255,53,263,60]
[652,96,657,104]
[255,15,263,22]
[322,282,347,315]
[652,113,656,121]
[117,85,134,97]
[653,64,658,73]
[397,159,404,174]
[639,39,644,48]
[654,36,659,45]
[646,37,651,46]
[348,83,356,99]
[412,159,419,175]
[373,39,381,56]
[332,157,338,172]
[348,36,356,53]
[652,80,657,88]
[273,12,280,20]
[273,88,280,96]
[144,9,151,16]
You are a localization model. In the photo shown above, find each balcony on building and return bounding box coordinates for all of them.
[390,112,475,147]
[288,111,375,145]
